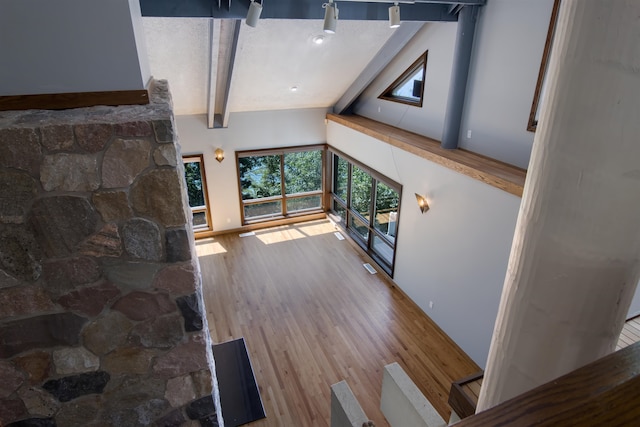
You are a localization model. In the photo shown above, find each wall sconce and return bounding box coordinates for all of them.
[415,193,429,214]
[214,148,225,163]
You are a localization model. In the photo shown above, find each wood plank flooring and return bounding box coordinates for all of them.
[616,316,640,351]
[197,220,479,426]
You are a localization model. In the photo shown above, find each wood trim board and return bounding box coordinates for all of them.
[0,89,149,111]
[327,114,526,197]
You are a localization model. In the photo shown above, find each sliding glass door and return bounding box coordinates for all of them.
[328,148,401,276]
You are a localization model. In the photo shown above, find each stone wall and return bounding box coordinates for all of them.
[0,81,221,426]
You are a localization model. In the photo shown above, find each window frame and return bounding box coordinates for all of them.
[528,0,561,132]
[236,144,326,225]
[327,146,402,277]
[378,51,428,108]
[182,153,213,236]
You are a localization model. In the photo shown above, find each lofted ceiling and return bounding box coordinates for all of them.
[140,1,484,125]
[143,18,211,116]
[143,18,396,118]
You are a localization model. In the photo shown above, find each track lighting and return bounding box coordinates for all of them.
[389,2,400,28]
[246,0,263,28]
[323,0,338,34]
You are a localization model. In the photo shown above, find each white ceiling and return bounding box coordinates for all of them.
[143,18,395,116]
[143,18,211,115]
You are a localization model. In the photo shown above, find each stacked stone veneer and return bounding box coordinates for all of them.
[0,81,221,426]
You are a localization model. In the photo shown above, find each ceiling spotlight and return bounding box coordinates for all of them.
[290,86,298,92]
[323,1,338,34]
[246,0,263,28]
[389,2,400,28]
[312,35,325,45]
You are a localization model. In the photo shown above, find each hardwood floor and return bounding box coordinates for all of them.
[197,219,479,426]
[616,316,640,351]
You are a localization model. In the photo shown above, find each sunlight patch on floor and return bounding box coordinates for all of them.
[256,228,306,245]
[195,239,227,256]
[294,222,335,236]
[253,221,334,244]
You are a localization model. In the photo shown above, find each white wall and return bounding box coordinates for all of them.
[129,0,151,88]
[175,108,329,231]
[354,23,457,141]
[0,0,150,95]
[353,0,555,170]
[328,121,521,367]
[459,0,554,168]
[629,285,640,319]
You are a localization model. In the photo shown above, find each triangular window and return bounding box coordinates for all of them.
[379,51,428,107]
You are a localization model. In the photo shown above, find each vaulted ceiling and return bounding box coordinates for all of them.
[141,1,484,125]
[143,18,396,117]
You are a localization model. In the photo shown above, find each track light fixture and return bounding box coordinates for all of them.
[323,0,339,34]
[246,0,263,27]
[389,2,400,28]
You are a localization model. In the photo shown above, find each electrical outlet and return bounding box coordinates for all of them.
[467,130,472,139]
[378,106,381,113]
[429,301,434,309]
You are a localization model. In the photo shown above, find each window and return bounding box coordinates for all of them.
[183,154,212,233]
[328,147,402,276]
[528,0,561,131]
[333,155,348,202]
[237,145,324,224]
[379,51,428,107]
[350,165,372,219]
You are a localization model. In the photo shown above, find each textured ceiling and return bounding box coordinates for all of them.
[143,18,210,115]
[229,19,394,112]
[143,18,395,116]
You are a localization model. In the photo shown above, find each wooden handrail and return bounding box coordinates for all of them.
[454,342,640,426]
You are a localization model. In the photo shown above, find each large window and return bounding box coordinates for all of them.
[183,154,212,233]
[237,145,324,224]
[328,147,401,276]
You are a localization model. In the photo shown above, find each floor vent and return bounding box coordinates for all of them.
[363,263,377,274]
[334,232,345,241]
[239,231,256,237]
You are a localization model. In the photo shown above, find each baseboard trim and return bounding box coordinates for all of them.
[194,213,327,240]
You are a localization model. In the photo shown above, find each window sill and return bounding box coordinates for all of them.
[243,210,326,226]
